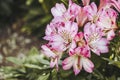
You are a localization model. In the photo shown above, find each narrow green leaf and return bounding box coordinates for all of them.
[28,47,39,56]
[37,73,50,80]
[60,69,72,78]
[24,64,42,70]
[6,57,23,65]
[102,57,120,68]
[107,75,116,80]
[51,69,58,80]
[39,58,50,65]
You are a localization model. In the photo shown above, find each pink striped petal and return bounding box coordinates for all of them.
[51,3,66,17]
[81,57,94,73]
[73,58,81,75]
[62,56,74,70]
[41,45,56,58]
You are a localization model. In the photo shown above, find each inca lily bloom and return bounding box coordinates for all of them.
[74,32,86,47]
[51,0,80,24]
[41,44,63,69]
[76,0,90,27]
[43,22,59,41]
[84,2,99,22]
[84,23,109,55]
[84,1,118,40]
[67,0,81,21]
[44,21,78,52]
[84,2,111,23]
[74,32,91,55]
[51,3,67,25]
[51,3,66,17]
[96,8,118,40]
[98,0,111,10]
[110,0,120,12]
[43,22,61,47]
[76,7,88,27]
[62,47,94,75]
[98,0,120,12]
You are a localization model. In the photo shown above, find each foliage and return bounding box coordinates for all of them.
[1,42,120,80]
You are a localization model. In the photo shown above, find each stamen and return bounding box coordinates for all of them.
[88,33,100,50]
[60,30,72,43]
[88,33,100,43]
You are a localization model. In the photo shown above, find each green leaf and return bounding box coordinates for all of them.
[110,61,120,68]
[6,57,23,65]
[39,58,50,65]
[28,47,39,56]
[61,0,68,6]
[107,75,116,80]
[51,69,58,80]
[0,54,3,63]
[24,63,50,70]
[118,21,120,27]
[26,0,34,6]
[24,64,43,70]
[60,69,72,78]
[92,69,104,80]
[37,73,50,80]
[102,57,120,68]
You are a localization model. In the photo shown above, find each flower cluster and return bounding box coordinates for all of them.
[41,0,120,75]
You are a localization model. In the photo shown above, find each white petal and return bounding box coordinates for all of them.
[62,56,74,70]
[50,58,58,68]
[73,58,81,75]
[81,57,94,73]
[41,45,56,57]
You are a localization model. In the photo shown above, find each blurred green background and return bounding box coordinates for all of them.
[0,0,62,38]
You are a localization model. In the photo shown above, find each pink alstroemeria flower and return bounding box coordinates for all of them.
[44,21,78,52]
[74,32,86,47]
[74,32,90,55]
[62,47,94,75]
[84,2,111,23]
[84,1,118,40]
[84,2,102,23]
[76,0,90,27]
[41,45,63,69]
[96,8,118,40]
[76,7,88,27]
[84,23,109,55]
[110,0,120,12]
[98,0,120,12]
[44,23,56,40]
[67,0,81,21]
[98,0,111,10]
[51,0,80,24]
[51,3,66,17]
